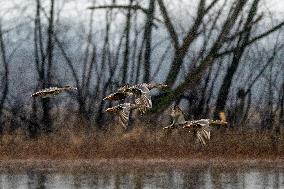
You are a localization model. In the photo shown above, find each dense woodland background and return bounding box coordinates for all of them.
[0,0,283,139]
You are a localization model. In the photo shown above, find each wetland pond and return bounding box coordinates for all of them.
[0,159,283,189]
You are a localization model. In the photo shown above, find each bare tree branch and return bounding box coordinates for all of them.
[157,0,179,50]
[87,5,148,14]
[218,20,284,56]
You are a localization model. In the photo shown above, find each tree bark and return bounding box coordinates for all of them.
[143,0,155,83]
[122,0,133,83]
[42,0,55,133]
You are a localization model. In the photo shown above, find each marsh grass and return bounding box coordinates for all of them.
[0,119,282,160]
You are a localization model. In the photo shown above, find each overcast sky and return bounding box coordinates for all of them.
[266,0,284,12]
[0,0,283,24]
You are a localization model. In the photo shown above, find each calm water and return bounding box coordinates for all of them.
[0,161,283,189]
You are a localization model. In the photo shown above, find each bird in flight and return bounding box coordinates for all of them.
[31,85,77,98]
[103,83,168,113]
[164,105,228,145]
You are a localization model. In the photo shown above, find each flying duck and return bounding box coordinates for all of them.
[104,83,168,113]
[31,85,77,98]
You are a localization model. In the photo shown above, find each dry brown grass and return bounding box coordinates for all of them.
[0,121,282,160]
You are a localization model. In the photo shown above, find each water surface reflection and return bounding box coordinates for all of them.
[0,161,283,189]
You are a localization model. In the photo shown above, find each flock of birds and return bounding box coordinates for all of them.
[31,83,227,145]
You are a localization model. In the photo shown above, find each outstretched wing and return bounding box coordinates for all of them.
[183,119,211,145]
[117,84,131,92]
[196,131,207,145]
[200,126,210,139]
[31,91,46,98]
[31,87,60,98]
[133,85,152,114]
[117,103,131,129]
[196,127,210,145]
[134,93,152,113]
[103,92,130,101]
[191,119,210,127]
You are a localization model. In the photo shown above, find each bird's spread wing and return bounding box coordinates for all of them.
[134,92,152,107]
[134,94,152,114]
[200,127,210,140]
[132,85,152,113]
[196,131,207,145]
[190,119,210,127]
[104,92,130,101]
[32,88,61,98]
[117,104,131,129]
[196,126,210,145]
[117,84,132,92]
[183,120,210,145]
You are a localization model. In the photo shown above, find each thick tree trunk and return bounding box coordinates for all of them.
[143,0,155,83]
[42,0,55,133]
[122,0,133,83]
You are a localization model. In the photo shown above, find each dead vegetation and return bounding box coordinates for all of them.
[0,119,282,160]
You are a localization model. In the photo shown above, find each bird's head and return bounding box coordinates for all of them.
[219,111,227,122]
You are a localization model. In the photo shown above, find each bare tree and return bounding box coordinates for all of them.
[43,0,55,133]
[143,0,155,83]
[152,0,284,114]
[121,0,133,83]
[1,0,283,134]
[153,0,249,111]
[32,0,55,133]
[213,0,260,119]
